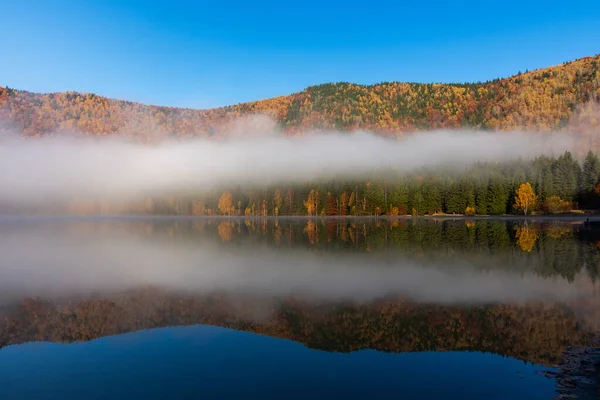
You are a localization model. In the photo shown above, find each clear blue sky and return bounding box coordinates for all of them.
[1,0,599,109]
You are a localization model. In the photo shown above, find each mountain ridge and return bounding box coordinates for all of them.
[1,54,599,141]
[5,55,598,109]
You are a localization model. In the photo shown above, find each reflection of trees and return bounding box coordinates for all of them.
[217,222,233,242]
[43,218,600,284]
[114,219,600,282]
[515,225,538,252]
[303,221,318,244]
[0,290,597,367]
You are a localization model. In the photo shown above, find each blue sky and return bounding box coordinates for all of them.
[1,0,599,109]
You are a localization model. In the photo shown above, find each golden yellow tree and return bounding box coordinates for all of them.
[218,192,234,216]
[304,189,319,216]
[260,200,268,217]
[514,182,537,216]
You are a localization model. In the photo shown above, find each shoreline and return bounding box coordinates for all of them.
[0,214,599,222]
[537,340,600,399]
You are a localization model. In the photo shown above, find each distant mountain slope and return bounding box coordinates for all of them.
[1,55,599,141]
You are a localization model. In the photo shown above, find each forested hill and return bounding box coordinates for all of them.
[1,55,599,141]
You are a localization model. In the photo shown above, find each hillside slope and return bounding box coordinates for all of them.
[1,55,599,141]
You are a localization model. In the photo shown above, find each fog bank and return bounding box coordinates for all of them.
[0,121,575,205]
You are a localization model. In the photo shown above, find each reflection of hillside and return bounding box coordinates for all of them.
[1,289,597,367]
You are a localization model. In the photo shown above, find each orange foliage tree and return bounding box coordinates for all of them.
[514,183,537,216]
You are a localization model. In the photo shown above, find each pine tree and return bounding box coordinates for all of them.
[475,183,489,215]
[542,168,555,200]
[580,151,600,209]
[411,191,425,215]
[445,182,466,214]
[552,151,580,202]
[466,187,476,208]
[389,182,409,210]
[581,151,600,191]
[422,183,442,214]
[488,181,508,215]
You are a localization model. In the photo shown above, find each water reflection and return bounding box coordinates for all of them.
[2,287,597,367]
[0,217,599,399]
[0,218,599,302]
[0,218,598,355]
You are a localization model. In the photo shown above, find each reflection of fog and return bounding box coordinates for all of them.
[0,219,597,307]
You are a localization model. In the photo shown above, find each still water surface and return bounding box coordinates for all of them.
[0,217,598,399]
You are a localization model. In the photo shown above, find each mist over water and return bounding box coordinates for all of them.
[0,118,596,332]
[0,116,576,206]
[0,218,596,308]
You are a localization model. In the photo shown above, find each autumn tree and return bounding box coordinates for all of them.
[542,196,572,214]
[514,182,537,216]
[325,192,337,216]
[339,191,349,216]
[218,192,234,216]
[304,190,319,216]
[260,200,268,217]
[464,206,476,216]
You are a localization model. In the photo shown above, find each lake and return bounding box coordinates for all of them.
[0,217,598,399]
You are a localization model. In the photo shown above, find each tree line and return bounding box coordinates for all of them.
[96,150,599,218]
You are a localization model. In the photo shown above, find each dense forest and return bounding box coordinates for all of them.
[52,150,600,217]
[1,55,599,141]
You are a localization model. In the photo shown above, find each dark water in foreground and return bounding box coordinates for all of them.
[0,325,555,400]
[0,217,598,399]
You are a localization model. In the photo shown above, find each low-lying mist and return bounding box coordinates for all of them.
[0,116,576,206]
[0,220,594,306]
